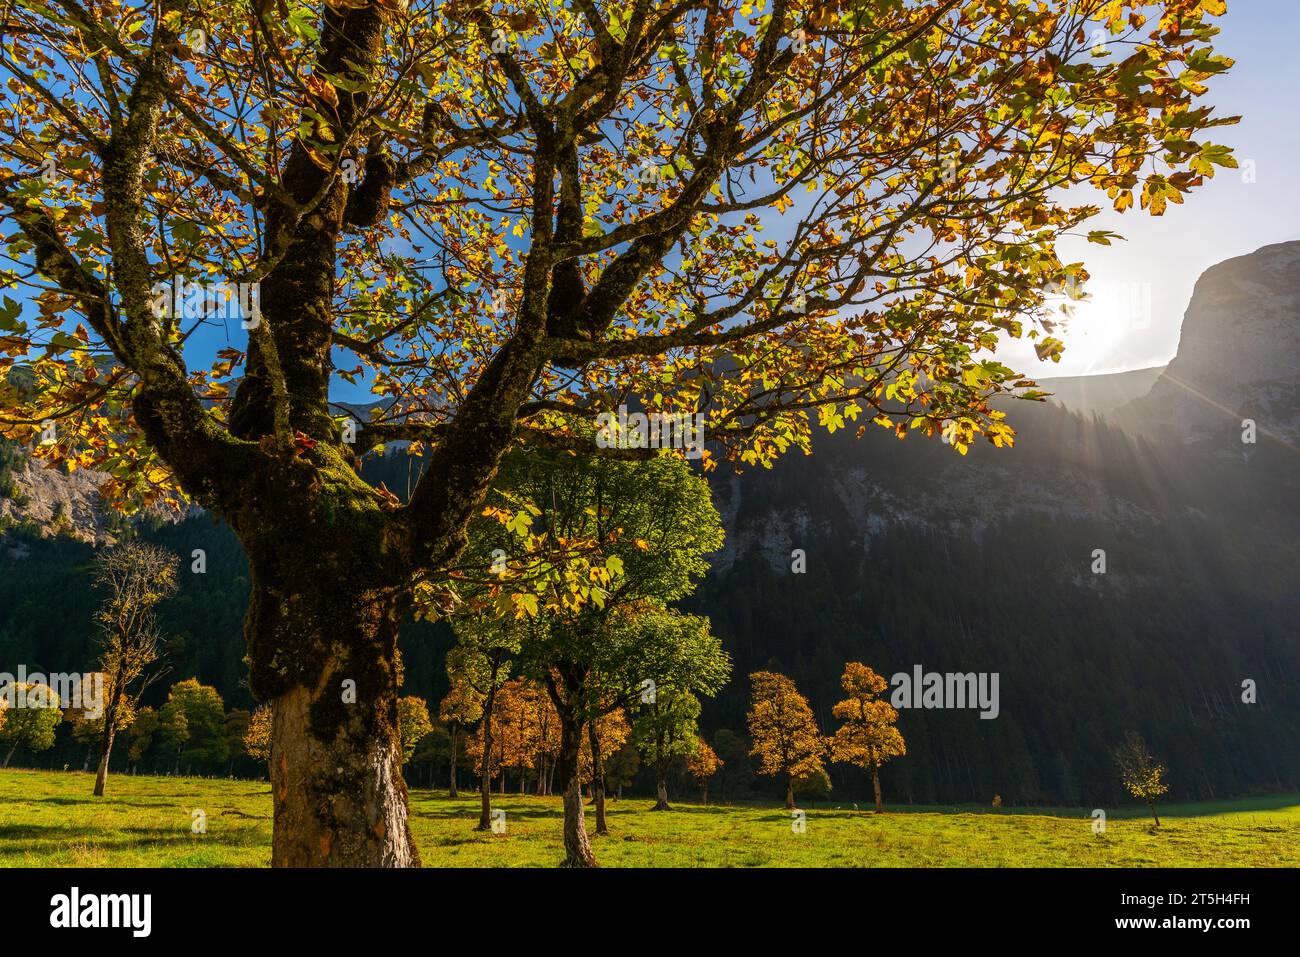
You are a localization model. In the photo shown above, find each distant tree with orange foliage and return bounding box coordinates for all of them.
[829,663,906,812]
[746,672,826,810]
[445,631,518,831]
[438,664,485,799]
[495,679,553,793]
[579,708,630,835]
[686,737,723,805]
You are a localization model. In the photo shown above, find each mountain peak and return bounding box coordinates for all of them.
[1116,240,1300,444]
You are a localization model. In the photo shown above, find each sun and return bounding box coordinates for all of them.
[1046,281,1151,375]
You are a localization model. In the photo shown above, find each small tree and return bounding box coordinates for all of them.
[747,672,826,810]
[0,682,63,766]
[494,679,551,795]
[686,737,723,805]
[437,670,484,799]
[244,706,272,767]
[579,707,631,830]
[397,696,434,764]
[444,637,517,831]
[793,766,832,806]
[829,662,906,812]
[478,449,728,866]
[1113,731,1169,827]
[632,688,702,811]
[604,743,641,801]
[126,707,159,772]
[90,541,178,794]
[159,679,228,774]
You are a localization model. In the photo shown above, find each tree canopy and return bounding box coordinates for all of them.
[0,0,1236,511]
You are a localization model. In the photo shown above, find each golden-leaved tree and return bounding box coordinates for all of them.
[244,705,273,766]
[0,0,1234,865]
[686,736,723,804]
[1113,730,1169,826]
[747,671,826,809]
[829,661,905,811]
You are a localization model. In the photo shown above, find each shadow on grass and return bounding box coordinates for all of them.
[12,795,201,809]
[410,803,562,824]
[0,822,263,847]
[914,794,1300,821]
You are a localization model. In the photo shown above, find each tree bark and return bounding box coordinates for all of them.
[93,684,125,797]
[93,728,116,797]
[249,572,418,868]
[557,710,596,867]
[871,763,883,813]
[4,740,17,768]
[786,776,796,810]
[588,722,608,835]
[448,723,459,798]
[653,762,671,811]
[652,726,671,810]
[477,688,497,831]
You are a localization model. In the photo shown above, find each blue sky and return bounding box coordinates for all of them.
[995,1,1300,378]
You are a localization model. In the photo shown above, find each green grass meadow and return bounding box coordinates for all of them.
[1,769,1297,867]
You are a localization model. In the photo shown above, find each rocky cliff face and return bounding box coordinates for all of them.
[1116,241,1300,444]
[0,456,113,545]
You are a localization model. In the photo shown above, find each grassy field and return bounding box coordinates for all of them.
[1,769,1297,867]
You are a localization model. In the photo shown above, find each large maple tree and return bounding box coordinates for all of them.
[0,0,1233,865]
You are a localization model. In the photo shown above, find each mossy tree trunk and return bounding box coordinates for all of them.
[8,0,561,868]
[252,568,418,868]
[238,485,424,868]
